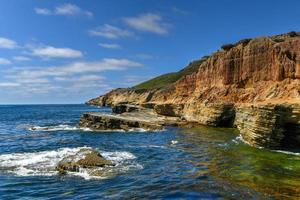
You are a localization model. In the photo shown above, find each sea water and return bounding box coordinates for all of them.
[0,104,299,199]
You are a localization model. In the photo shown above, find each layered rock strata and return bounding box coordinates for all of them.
[79,105,184,131]
[235,104,300,149]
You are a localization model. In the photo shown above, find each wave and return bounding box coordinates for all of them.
[25,124,164,133]
[231,135,300,156]
[26,124,92,132]
[273,150,300,156]
[0,147,142,180]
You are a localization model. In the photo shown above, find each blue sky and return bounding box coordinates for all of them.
[0,0,300,104]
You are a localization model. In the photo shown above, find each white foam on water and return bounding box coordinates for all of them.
[231,135,244,144]
[231,135,300,156]
[170,140,178,145]
[27,125,92,132]
[26,124,166,133]
[273,150,300,156]
[0,147,142,180]
[101,151,136,162]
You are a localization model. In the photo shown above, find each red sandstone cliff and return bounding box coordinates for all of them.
[88,32,300,106]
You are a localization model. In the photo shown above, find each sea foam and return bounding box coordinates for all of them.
[27,124,92,132]
[0,147,142,179]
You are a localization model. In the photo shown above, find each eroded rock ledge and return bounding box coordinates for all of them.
[235,104,300,149]
[79,104,185,131]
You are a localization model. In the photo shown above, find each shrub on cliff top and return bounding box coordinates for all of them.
[235,38,251,46]
[221,43,235,51]
[273,38,285,43]
[288,31,297,37]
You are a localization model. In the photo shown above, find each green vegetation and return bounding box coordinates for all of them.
[221,43,235,51]
[287,31,297,37]
[133,57,208,90]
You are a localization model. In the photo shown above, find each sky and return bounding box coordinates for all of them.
[1,0,300,104]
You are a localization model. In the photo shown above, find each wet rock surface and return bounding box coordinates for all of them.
[56,149,113,175]
[112,104,139,114]
[235,104,300,149]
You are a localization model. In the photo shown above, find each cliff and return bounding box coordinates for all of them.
[86,32,300,149]
[89,32,299,106]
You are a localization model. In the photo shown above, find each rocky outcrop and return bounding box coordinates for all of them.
[89,33,300,107]
[87,88,159,106]
[154,103,184,117]
[183,103,236,127]
[79,112,163,131]
[56,149,113,175]
[235,104,300,149]
[112,104,139,114]
[79,104,187,131]
[86,32,300,149]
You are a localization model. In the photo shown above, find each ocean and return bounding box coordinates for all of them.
[0,104,299,199]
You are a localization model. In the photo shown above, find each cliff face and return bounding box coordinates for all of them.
[174,36,300,104]
[90,33,300,107]
[87,32,300,149]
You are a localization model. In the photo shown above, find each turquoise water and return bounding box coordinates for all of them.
[0,105,299,199]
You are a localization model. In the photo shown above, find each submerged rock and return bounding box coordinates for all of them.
[56,149,113,175]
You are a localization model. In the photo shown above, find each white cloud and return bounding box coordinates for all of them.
[30,45,83,58]
[0,58,11,65]
[17,78,49,84]
[55,75,106,82]
[89,24,133,39]
[1,58,142,97]
[9,58,142,79]
[34,8,52,15]
[124,13,169,35]
[13,56,31,61]
[0,37,18,49]
[35,4,93,18]
[55,4,93,17]
[98,43,121,49]
[0,82,20,87]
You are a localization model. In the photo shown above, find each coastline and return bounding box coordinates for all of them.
[82,32,300,151]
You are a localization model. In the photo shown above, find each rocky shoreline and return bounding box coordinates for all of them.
[81,32,300,150]
[79,104,185,131]
[79,102,300,150]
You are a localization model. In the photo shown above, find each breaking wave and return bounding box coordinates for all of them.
[0,147,142,180]
[26,124,92,132]
[25,124,163,133]
[273,150,300,156]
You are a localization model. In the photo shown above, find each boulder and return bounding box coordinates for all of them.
[56,149,113,174]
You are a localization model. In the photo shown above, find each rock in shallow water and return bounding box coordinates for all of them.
[56,149,113,175]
